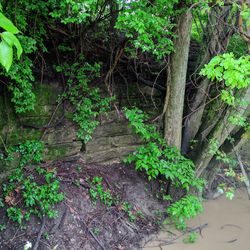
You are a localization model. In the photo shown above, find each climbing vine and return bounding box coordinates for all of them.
[56,58,113,143]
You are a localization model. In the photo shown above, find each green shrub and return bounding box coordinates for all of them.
[124,108,204,192]
[89,176,115,207]
[167,195,203,230]
[1,141,64,224]
[124,108,204,230]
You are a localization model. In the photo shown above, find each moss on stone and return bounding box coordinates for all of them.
[0,153,20,181]
[43,142,82,161]
[18,84,63,127]
[33,83,61,106]
[6,128,42,145]
[0,83,62,148]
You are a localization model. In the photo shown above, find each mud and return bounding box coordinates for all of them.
[1,159,250,250]
[143,189,250,250]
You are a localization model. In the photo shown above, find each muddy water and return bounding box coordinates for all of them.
[143,189,250,250]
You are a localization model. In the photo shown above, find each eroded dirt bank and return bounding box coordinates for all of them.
[143,189,250,250]
[0,161,167,250]
[1,159,250,250]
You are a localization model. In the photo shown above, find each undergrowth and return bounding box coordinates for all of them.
[89,176,115,207]
[0,140,64,225]
[123,107,204,229]
[167,195,203,230]
[183,232,198,244]
[88,175,142,222]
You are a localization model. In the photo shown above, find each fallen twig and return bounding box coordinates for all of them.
[148,223,208,247]
[187,222,208,236]
[227,239,237,243]
[79,217,107,250]
[33,216,46,250]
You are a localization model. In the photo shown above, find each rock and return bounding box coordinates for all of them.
[83,145,139,164]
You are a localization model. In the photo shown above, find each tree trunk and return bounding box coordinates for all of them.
[182,6,233,154]
[195,87,250,178]
[164,12,192,149]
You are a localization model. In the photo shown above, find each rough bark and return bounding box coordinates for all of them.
[164,12,192,149]
[195,87,250,178]
[181,78,210,153]
[182,6,233,154]
[237,152,250,199]
[201,125,249,191]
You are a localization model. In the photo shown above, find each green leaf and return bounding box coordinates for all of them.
[1,32,23,58]
[0,13,19,34]
[0,40,13,71]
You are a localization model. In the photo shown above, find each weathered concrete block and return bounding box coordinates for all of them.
[0,83,81,174]
[43,121,78,144]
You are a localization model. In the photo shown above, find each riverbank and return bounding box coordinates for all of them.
[143,188,250,250]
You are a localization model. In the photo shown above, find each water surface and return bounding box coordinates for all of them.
[143,189,250,250]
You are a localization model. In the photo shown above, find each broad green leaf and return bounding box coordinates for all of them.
[0,13,19,34]
[1,32,23,58]
[0,40,13,71]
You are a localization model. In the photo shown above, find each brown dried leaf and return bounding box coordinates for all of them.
[47,167,56,173]
[69,205,76,214]
[5,192,16,206]
[15,186,21,193]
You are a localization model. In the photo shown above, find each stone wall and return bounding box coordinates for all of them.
[0,82,161,177]
[0,83,82,161]
[0,81,249,180]
[83,112,143,164]
[0,83,82,179]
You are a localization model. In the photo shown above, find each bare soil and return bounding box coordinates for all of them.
[0,160,167,250]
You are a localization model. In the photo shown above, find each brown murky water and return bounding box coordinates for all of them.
[143,189,250,250]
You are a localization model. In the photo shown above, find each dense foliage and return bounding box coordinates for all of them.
[0,0,249,237]
[124,108,204,228]
[124,108,204,192]
[201,53,250,106]
[56,59,112,142]
[1,141,64,224]
[0,13,22,71]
